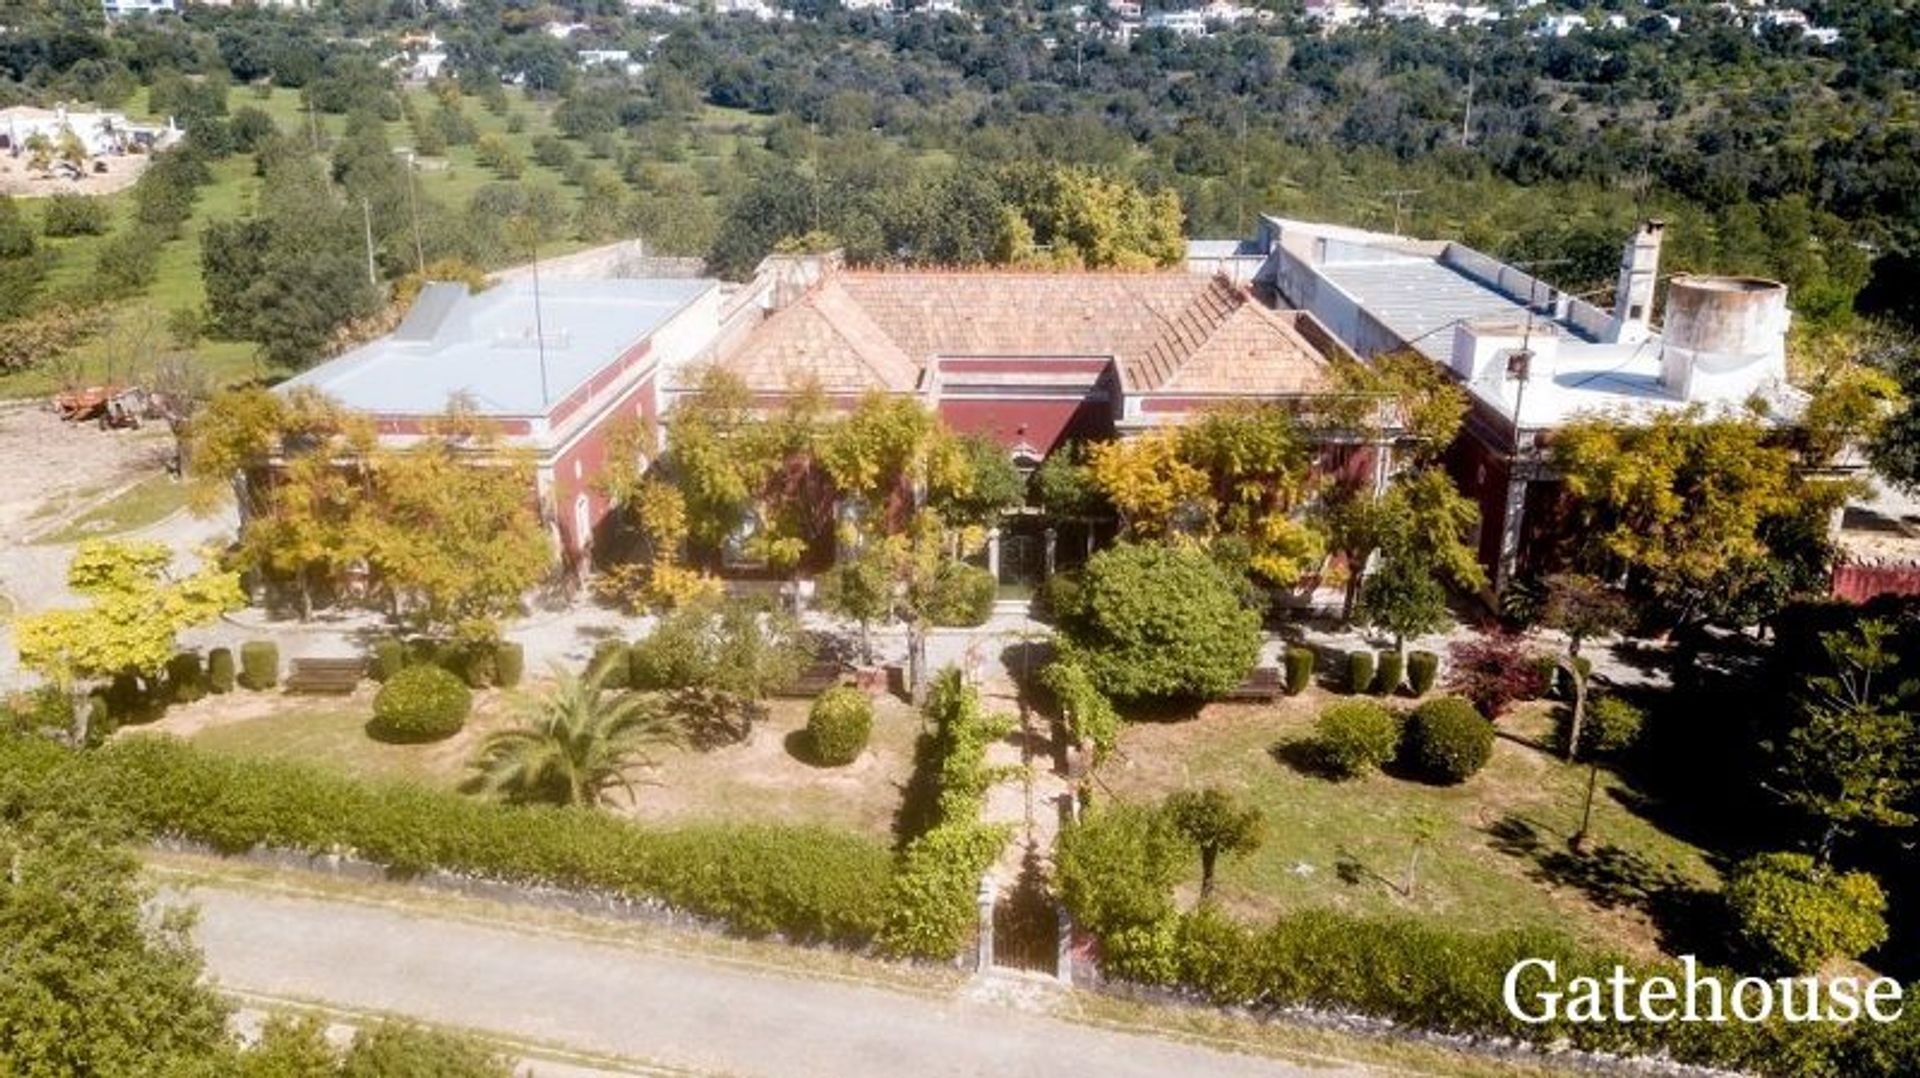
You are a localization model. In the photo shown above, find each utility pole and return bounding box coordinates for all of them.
[361,198,377,286]
[1461,64,1475,147]
[527,226,551,408]
[1382,189,1422,236]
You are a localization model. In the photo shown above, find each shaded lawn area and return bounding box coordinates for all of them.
[1095,694,1721,960]
[32,472,193,544]
[165,686,917,842]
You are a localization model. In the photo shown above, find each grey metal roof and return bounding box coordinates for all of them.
[282,277,717,418]
[1319,258,1562,364]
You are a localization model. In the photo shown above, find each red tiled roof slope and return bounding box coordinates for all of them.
[716,269,1337,397]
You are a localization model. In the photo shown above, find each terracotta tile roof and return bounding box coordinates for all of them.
[716,269,1337,398]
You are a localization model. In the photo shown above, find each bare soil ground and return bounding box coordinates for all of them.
[0,152,151,197]
[0,403,173,546]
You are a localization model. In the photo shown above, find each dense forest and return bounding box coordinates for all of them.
[0,0,1916,365]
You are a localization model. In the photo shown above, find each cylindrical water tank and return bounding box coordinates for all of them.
[1663,276,1789,374]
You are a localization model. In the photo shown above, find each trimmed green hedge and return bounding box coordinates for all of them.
[1346,650,1375,695]
[1403,696,1493,784]
[166,652,206,704]
[1407,650,1439,696]
[494,641,525,689]
[1313,700,1398,778]
[928,563,996,628]
[239,641,278,690]
[1282,646,1314,695]
[207,648,235,694]
[807,686,873,766]
[1373,650,1403,696]
[879,670,1012,959]
[370,638,406,682]
[369,665,472,744]
[1056,804,1920,1077]
[0,735,892,947]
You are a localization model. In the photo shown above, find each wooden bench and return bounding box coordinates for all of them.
[1222,666,1284,703]
[771,660,849,699]
[284,657,367,695]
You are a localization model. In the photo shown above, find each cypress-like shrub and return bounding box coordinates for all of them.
[1283,646,1314,695]
[207,647,235,694]
[368,665,472,744]
[1373,650,1404,696]
[494,641,525,689]
[1403,696,1494,784]
[166,652,206,704]
[1313,700,1399,778]
[369,637,406,682]
[1407,650,1439,695]
[1346,650,1375,695]
[238,641,279,690]
[592,639,631,689]
[807,686,874,766]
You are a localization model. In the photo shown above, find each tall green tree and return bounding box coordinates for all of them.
[1164,786,1264,898]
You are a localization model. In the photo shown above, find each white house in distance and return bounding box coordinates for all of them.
[0,105,177,160]
[102,0,177,16]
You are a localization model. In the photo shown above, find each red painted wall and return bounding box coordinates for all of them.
[937,396,1113,456]
[1832,563,1920,603]
[551,373,656,559]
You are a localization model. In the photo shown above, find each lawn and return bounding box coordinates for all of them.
[167,684,919,841]
[32,472,193,544]
[1094,692,1720,959]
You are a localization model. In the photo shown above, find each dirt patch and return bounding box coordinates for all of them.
[0,152,151,198]
[0,403,173,545]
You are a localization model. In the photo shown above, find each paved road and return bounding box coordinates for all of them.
[181,886,1368,1078]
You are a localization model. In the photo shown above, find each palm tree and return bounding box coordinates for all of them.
[468,661,680,808]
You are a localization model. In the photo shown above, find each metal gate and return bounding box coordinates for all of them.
[991,865,1059,974]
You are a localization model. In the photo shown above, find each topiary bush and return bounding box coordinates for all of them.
[165,652,205,704]
[1052,542,1260,702]
[238,641,278,690]
[207,647,235,694]
[927,562,996,627]
[1283,646,1314,695]
[1374,650,1404,696]
[1725,851,1889,975]
[1314,700,1399,779]
[453,641,496,689]
[369,637,406,682]
[368,665,472,744]
[592,639,632,689]
[807,685,874,766]
[1346,650,1375,695]
[1403,696,1494,784]
[494,641,525,689]
[1407,650,1439,695]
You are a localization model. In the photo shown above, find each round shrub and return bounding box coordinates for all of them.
[1553,655,1594,698]
[238,641,279,690]
[494,641,525,689]
[928,562,996,628]
[453,642,496,689]
[807,685,873,766]
[1403,696,1494,784]
[1314,700,1399,779]
[1374,650,1404,696]
[369,637,406,682]
[1053,543,1260,701]
[368,665,472,744]
[1346,650,1376,695]
[1407,650,1439,695]
[1283,646,1314,695]
[166,652,206,704]
[207,647,235,694]
[1725,851,1888,975]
